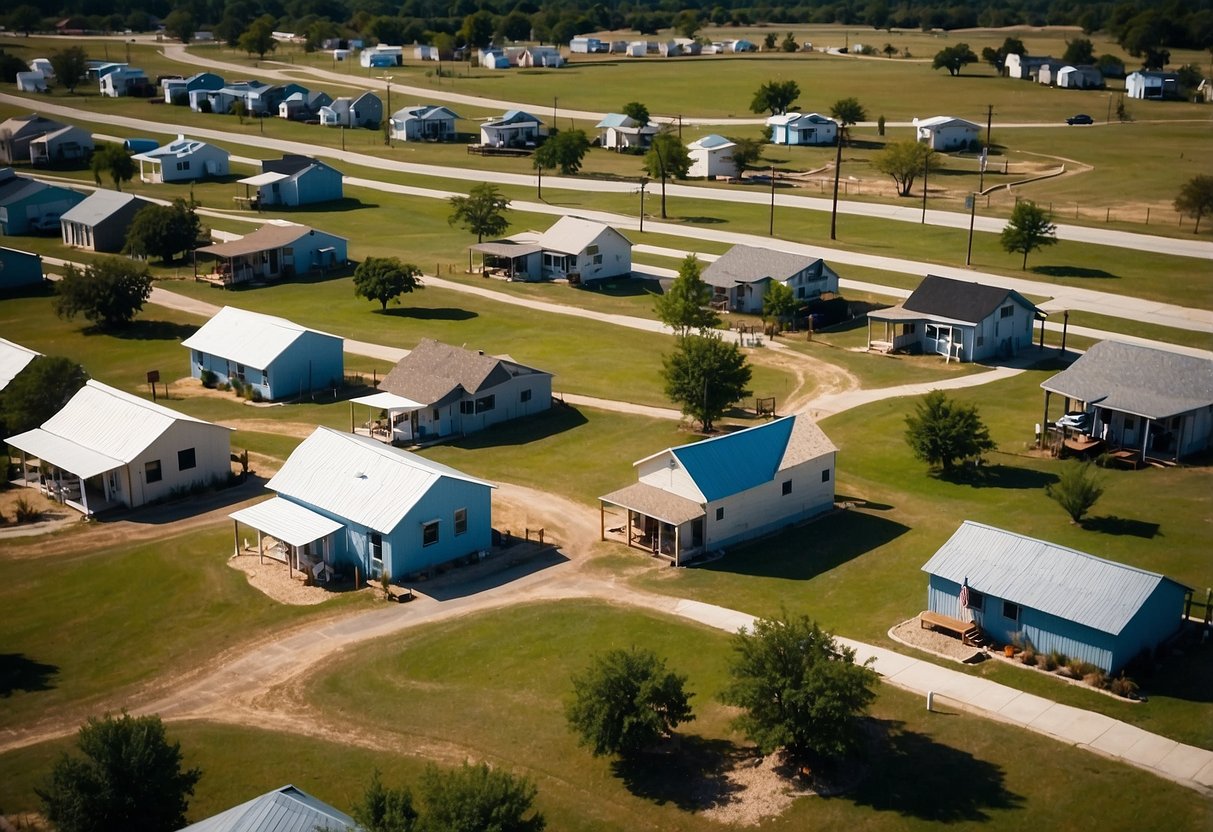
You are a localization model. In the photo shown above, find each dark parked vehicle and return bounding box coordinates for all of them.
[1066,114,1094,125]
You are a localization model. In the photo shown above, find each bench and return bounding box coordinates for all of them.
[920,610,985,646]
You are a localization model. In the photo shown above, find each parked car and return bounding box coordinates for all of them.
[1066,114,1094,125]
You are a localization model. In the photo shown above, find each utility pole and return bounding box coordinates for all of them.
[638,177,648,232]
[552,96,558,127]
[984,103,993,153]
[536,164,542,200]
[768,166,775,235]
[965,193,977,266]
[830,137,842,240]
[920,150,930,223]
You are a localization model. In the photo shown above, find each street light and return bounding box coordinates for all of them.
[636,177,649,232]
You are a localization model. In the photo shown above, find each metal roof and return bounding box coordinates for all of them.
[179,784,358,832]
[393,104,460,121]
[689,134,735,149]
[1040,340,1213,420]
[0,337,40,392]
[237,171,290,187]
[469,241,542,258]
[636,415,836,503]
[181,306,341,370]
[350,391,425,411]
[133,135,224,161]
[59,189,148,226]
[920,521,1188,636]
[229,497,345,547]
[537,216,629,255]
[915,115,980,130]
[596,113,634,128]
[767,112,836,127]
[600,481,704,525]
[267,427,493,534]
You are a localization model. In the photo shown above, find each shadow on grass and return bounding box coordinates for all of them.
[442,405,588,450]
[1080,515,1160,538]
[611,735,742,811]
[938,464,1059,490]
[836,495,894,511]
[1031,265,1118,279]
[1140,636,1213,704]
[0,653,59,697]
[700,509,909,581]
[0,281,56,301]
[580,277,663,298]
[108,319,199,341]
[379,306,477,321]
[420,546,570,601]
[676,216,728,224]
[846,719,1023,821]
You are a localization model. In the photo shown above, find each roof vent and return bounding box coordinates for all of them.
[478,350,484,355]
[354,471,367,479]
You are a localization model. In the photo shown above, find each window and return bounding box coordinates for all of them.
[715,507,724,521]
[976,333,984,347]
[177,448,196,471]
[586,244,599,256]
[234,363,246,382]
[592,254,603,265]
[1000,304,1015,318]
[821,468,830,483]
[1124,416,1136,431]
[965,589,985,611]
[422,520,439,546]
[797,286,806,299]
[369,532,383,573]
[1003,600,1020,621]
[459,400,474,415]
[454,508,467,535]
[145,460,162,483]
[176,160,190,171]
[432,409,440,420]
[782,480,792,496]
[520,389,532,403]
[475,395,495,413]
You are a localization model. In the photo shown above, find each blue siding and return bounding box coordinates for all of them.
[190,333,342,400]
[0,187,84,235]
[290,165,343,206]
[0,248,43,289]
[385,478,493,576]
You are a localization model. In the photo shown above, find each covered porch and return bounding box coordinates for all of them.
[135,157,166,183]
[599,482,705,567]
[866,306,927,355]
[349,391,427,445]
[1039,389,1192,466]
[193,238,294,286]
[6,431,126,516]
[467,241,541,280]
[234,170,289,209]
[230,497,344,582]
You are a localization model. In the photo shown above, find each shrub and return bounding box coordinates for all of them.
[14,496,42,523]
[250,388,263,402]
[200,369,217,388]
[1110,674,1139,699]
[1068,658,1099,678]
[1084,669,1110,689]
[1044,650,1065,672]
[1021,648,1037,667]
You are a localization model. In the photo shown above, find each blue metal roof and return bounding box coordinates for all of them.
[696,134,733,148]
[671,416,796,502]
[179,785,358,832]
[597,113,630,128]
[921,522,1188,635]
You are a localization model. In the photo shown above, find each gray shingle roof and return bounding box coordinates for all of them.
[1040,340,1213,419]
[700,244,829,289]
[379,339,550,406]
[902,274,1037,323]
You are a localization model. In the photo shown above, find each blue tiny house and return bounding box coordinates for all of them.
[922,522,1190,673]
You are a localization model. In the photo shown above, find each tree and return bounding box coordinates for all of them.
[54,258,153,330]
[932,43,978,75]
[89,143,135,192]
[762,32,777,51]
[238,15,278,60]
[643,131,691,218]
[1000,200,1058,269]
[762,280,797,329]
[8,5,41,36]
[1063,37,1095,65]
[1047,462,1104,524]
[904,390,996,473]
[780,32,798,52]
[163,9,196,44]
[882,43,897,58]
[720,613,878,765]
[662,334,751,432]
[653,254,719,336]
[621,101,650,127]
[459,11,495,49]
[498,11,531,42]
[448,183,510,243]
[49,46,87,93]
[749,79,800,116]
[980,36,1025,73]
[728,136,763,172]
[123,200,202,264]
[829,97,867,145]
[37,712,201,832]
[351,770,418,832]
[418,762,545,832]
[1174,174,1213,233]
[533,129,590,176]
[872,140,934,196]
[354,257,424,310]
[566,647,695,757]
[0,50,29,83]
[231,99,247,124]
[675,10,700,39]
[0,355,88,438]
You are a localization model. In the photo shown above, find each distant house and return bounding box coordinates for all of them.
[1055,65,1104,89]
[59,189,152,252]
[0,337,40,391]
[16,71,47,93]
[600,414,837,565]
[922,521,1190,673]
[1126,71,1180,100]
[29,124,93,166]
[204,80,271,114]
[570,37,608,53]
[7,380,232,516]
[1005,53,1055,80]
[595,113,659,151]
[179,784,357,832]
[687,134,738,178]
[182,306,344,400]
[866,274,1043,362]
[0,114,70,165]
[469,216,632,283]
[319,91,382,128]
[1035,61,1064,86]
[246,82,306,116]
[163,71,223,105]
[913,116,981,150]
[1039,341,1213,463]
[414,44,439,61]
[239,155,343,207]
[230,427,494,580]
[132,135,230,183]
[99,65,151,97]
[701,244,840,314]
[766,112,838,146]
[360,44,403,67]
[279,90,331,121]
[520,46,564,67]
[373,339,552,442]
[478,47,511,69]
[194,221,347,285]
[0,168,84,235]
[29,58,54,78]
[391,104,460,142]
[726,39,757,52]
[0,248,43,291]
[625,41,647,57]
[479,110,543,147]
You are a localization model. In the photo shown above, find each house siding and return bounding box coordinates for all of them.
[127,421,232,507]
[0,247,43,289]
[385,478,493,576]
[191,330,343,400]
[704,452,835,549]
[0,186,84,236]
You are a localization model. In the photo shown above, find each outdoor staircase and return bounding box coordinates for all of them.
[961,625,987,647]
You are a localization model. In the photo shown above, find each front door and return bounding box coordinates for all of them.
[268,248,280,275]
[691,517,704,548]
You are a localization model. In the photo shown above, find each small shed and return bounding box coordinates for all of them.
[922,521,1190,673]
[687,134,738,179]
[16,71,47,93]
[0,247,45,292]
[913,115,981,151]
[59,189,152,252]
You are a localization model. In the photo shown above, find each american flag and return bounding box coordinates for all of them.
[959,579,970,609]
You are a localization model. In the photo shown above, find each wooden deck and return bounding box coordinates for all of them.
[920,611,985,646]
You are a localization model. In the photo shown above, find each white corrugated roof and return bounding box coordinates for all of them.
[179,784,356,832]
[237,171,290,186]
[0,337,40,391]
[181,306,341,370]
[267,427,493,534]
[537,216,627,254]
[920,521,1185,636]
[229,497,345,547]
[5,426,123,479]
[350,391,425,410]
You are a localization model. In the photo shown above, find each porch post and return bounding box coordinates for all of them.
[599,501,605,541]
[257,529,264,564]
[1141,419,1151,458]
[674,525,681,568]
[232,519,240,556]
[79,475,89,515]
[1040,391,1050,448]
[625,511,634,550]
[866,317,871,350]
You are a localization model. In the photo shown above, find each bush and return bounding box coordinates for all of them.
[1044,650,1065,672]
[1021,648,1037,666]
[14,496,42,524]
[1110,674,1139,699]
[250,388,263,402]
[1084,669,1110,689]
[200,369,217,388]
[1068,658,1099,678]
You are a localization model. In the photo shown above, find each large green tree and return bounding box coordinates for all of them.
[448,183,510,243]
[351,770,418,832]
[7,6,42,37]
[418,762,545,832]
[653,255,719,336]
[720,613,878,765]
[49,45,87,93]
[872,140,935,196]
[1000,200,1058,268]
[622,101,650,127]
[238,15,278,60]
[1062,37,1095,65]
[163,9,196,44]
[123,199,201,263]
[566,647,695,757]
[459,10,495,49]
[932,43,978,75]
[829,97,867,145]
[749,79,800,115]
[904,390,996,473]
[354,256,423,310]
[90,143,135,192]
[981,36,1025,73]
[54,258,152,330]
[1174,174,1213,233]
[643,131,691,218]
[533,129,590,176]
[762,280,798,329]
[728,136,764,172]
[0,355,88,437]
[662,333,752,431]
[37,712,201,832]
